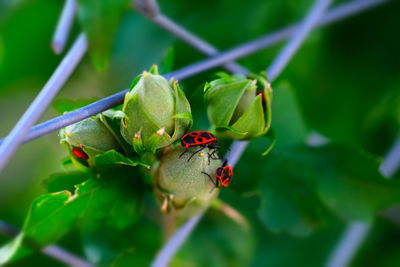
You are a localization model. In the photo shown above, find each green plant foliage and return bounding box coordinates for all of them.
[76,0,130,70]
[172,209,255,267]
[2,0,400,266]
[0,165,143,265]
[0,191,83,264]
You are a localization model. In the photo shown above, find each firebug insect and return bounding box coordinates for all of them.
[180,131,219,161]
[71,147,89,160]
[202,159,233,189]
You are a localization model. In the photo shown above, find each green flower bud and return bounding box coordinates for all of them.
[121,65,192,154]
[205,72,272,140]
[60,116,121,167]
[154,147,221,217]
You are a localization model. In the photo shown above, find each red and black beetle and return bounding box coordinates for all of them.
[180,131,219,161]
[181,131,217,148]
[203,159,233,189]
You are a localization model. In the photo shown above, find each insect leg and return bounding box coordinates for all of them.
[179,148,189,158]
[187,146,205,162]
[202,171,217,193]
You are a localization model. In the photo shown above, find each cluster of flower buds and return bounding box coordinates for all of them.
[59,65,193,169]
[59,66,272,216]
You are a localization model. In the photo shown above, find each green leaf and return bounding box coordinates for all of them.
[171,209,255,266]
[76,0,130,70]
[0,191,82,264]
[77,176,142,232]
[94,150,149,168]
[263,145,400,223]
[43,171,92,193]
[84,216,161,266]
[311,145,400,222]
[257,161,325,236]
[271,81,309,148]
[0,170,143,264]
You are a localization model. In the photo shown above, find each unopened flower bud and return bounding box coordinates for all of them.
[121,65,192,153]
[205,72,272,140]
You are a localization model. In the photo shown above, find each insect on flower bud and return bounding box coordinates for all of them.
[60,116,121,168]
[154,146,221,217]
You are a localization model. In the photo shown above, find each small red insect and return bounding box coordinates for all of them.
[203,159,233,189]
[180,131,219,161]
[71,147,89,160]
[181,131,217,148]
[216,160,233,187]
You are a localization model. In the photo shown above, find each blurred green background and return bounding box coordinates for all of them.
[1,0,400,266]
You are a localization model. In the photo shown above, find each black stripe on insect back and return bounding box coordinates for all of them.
[199,132,214,139]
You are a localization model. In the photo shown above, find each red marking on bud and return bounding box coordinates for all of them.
[257,90,267,112]
[72,147,89,160]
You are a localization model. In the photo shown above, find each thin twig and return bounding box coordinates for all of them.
[150,0,332,266]
[0,0,386,148]
[134,0,248,74]
[151,212,205,267]
[0,33,87,173]
[167,0,389,80]
[0,220,92,267]
[379,136,400,177]
[326,222,371,267]
[135,0,160,18]
[52,0,77,54]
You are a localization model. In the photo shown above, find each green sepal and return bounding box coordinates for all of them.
[112,110,127,119]
[215,125,248,136]
[205,79,252,126]
[261,128,276,156]
[230,94,265,139]
[100,110,132,155]
[149,64,159,75]
[132,131,145,154]
[146,131,164,154]
[170,80,192,141]
[173,112,193,121]
[129,74,142,91]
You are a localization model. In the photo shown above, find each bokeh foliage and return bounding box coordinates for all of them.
[0,0,400,266]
